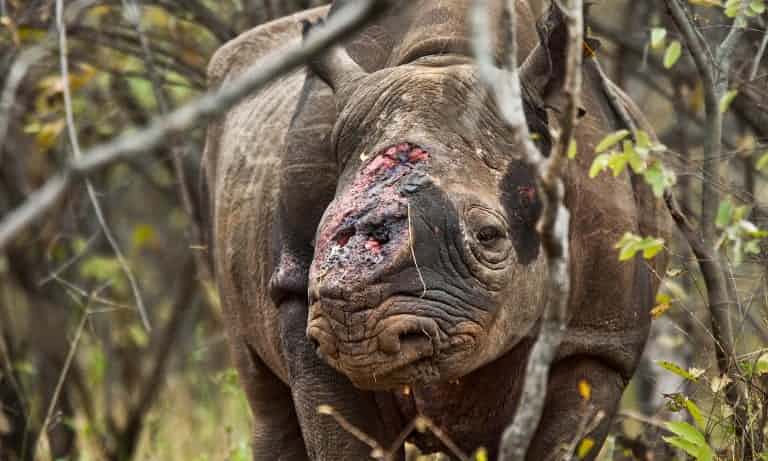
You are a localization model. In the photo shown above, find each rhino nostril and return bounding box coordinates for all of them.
[334,228,355,247]
[399,330,429,348]
[380,322,434,355]
[368,224,391,245]
[307,325,338,357]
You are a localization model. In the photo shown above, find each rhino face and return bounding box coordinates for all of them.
[306,50,550,390]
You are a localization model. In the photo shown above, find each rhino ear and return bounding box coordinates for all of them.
[302,19,368,106]
[519,3,598,106]
[518,4,567,103]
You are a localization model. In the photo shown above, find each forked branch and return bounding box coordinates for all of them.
[471,0,583,459]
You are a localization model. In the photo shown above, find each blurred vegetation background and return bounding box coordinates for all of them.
[0,1,766,460]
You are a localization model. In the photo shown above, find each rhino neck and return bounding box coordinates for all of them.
[329,0,538,72]
[388,341,533,456]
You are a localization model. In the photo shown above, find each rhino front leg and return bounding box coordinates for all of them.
[227,338,308,460]
[279,298,401,461]
[525,355,625,461]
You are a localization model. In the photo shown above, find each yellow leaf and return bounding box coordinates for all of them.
[688,0,723,6]
[132,224,157,250]
[577,438,595,459]
[650,302,672,319]
[578,379,591,401]
[86,5,112,21]
[688,82,705,113]
[474,447,489,461]
[17,26,45,44]
[35,119,65,152]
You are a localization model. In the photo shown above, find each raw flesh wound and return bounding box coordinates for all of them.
[313,143,430,278]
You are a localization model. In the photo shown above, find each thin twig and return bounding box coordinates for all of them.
[749,26,768,81]
[0,0,390,251]
[32,309,89,460]
[562,409,605,460]
[56,0,151,331]
[407,202,427,297]
[316,405,384,458]
[39,232,100,286]
[616,409,669,431]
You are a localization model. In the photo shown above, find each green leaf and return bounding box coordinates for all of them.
[756,151,768,171]
[663,436,701,458]
[642,239,665,259]
[745,240,762,255]
[608,151,629,177]
[725,0,745,16]
[635,130,653,150]
[664,421,714,461]
[716,200,734,228]
[132,223,156,249]
[657,360,701,382]
[651,27,667,49]
[757,354,768,376]
[595,130,631,153]
[643,162,676,197]
[685,398,706,430]
[719,89,739,113]
[665,421,706,447]
[614,233,665,261]
[589,153,612,178]
[664,41,682,68]
[80,256,122,282]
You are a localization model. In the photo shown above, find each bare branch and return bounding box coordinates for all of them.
[0,0,390,252]
[664,0,744,243]
[750,25,768,81]
[472,0,581,459]
[33,308,88,460]
[661,4,752,453]
[56,0,151,331]
[0,46,48,161]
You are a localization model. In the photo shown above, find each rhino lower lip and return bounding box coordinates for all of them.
[322,336,476,387]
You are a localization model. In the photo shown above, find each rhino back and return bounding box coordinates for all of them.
[204,7,330,383]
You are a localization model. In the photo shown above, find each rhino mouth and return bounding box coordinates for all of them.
[307,296,481,390]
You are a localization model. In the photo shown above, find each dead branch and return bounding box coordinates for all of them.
[33,308,88,460]
[661,0,752,455]
[56,0,151,331]
[0,0,390,252]
[471,0,582,459]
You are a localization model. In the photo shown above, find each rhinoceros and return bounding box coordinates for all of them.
[202,1,670,459]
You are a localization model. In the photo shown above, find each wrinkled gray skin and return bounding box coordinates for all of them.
[203,1,671,460]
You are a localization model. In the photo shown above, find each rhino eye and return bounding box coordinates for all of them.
[476,225,504,245]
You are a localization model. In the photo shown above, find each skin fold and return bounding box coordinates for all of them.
[202,2,672,460]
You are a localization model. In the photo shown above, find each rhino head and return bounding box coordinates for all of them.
[303,10,569,390]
